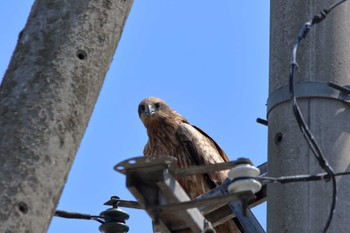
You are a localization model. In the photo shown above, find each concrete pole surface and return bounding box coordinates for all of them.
[0,0,133,232]
[268,1,350,233]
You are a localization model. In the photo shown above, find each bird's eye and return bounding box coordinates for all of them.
[154,102,160,109]
[139,105,145,112]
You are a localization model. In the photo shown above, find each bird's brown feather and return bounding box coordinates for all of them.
[177,123,229,186]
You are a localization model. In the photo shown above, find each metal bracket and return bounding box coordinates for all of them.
[115,157,267,233]
[116,156,216,233]
[267,81,350,116]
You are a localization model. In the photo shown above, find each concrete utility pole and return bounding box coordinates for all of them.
[268,1,350,232]
[0,0,133,232]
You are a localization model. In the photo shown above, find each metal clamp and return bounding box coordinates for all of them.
[267,81,350,116]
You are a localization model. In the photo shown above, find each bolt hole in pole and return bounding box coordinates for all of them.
[274,132,283,145]
[76,50,87,60]
[18,202,28,214]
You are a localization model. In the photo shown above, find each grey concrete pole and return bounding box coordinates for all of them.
[0,0,133,232]
[268,1,350,232]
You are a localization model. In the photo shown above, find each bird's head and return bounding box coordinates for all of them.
[138,97,184,128]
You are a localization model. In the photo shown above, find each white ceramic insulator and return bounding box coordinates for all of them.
[228,164,260,180]
[227,179,262,194]
[227,164,262,194]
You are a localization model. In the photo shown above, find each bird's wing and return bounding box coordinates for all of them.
[177,122,229,185]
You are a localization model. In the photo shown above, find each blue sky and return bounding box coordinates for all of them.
[0,1,269,232]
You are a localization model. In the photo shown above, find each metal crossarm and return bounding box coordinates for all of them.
[115,157,267,233]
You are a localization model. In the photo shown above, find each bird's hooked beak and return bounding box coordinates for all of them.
[144,104,156,116]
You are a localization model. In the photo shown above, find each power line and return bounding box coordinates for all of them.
[232,171,350,185]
